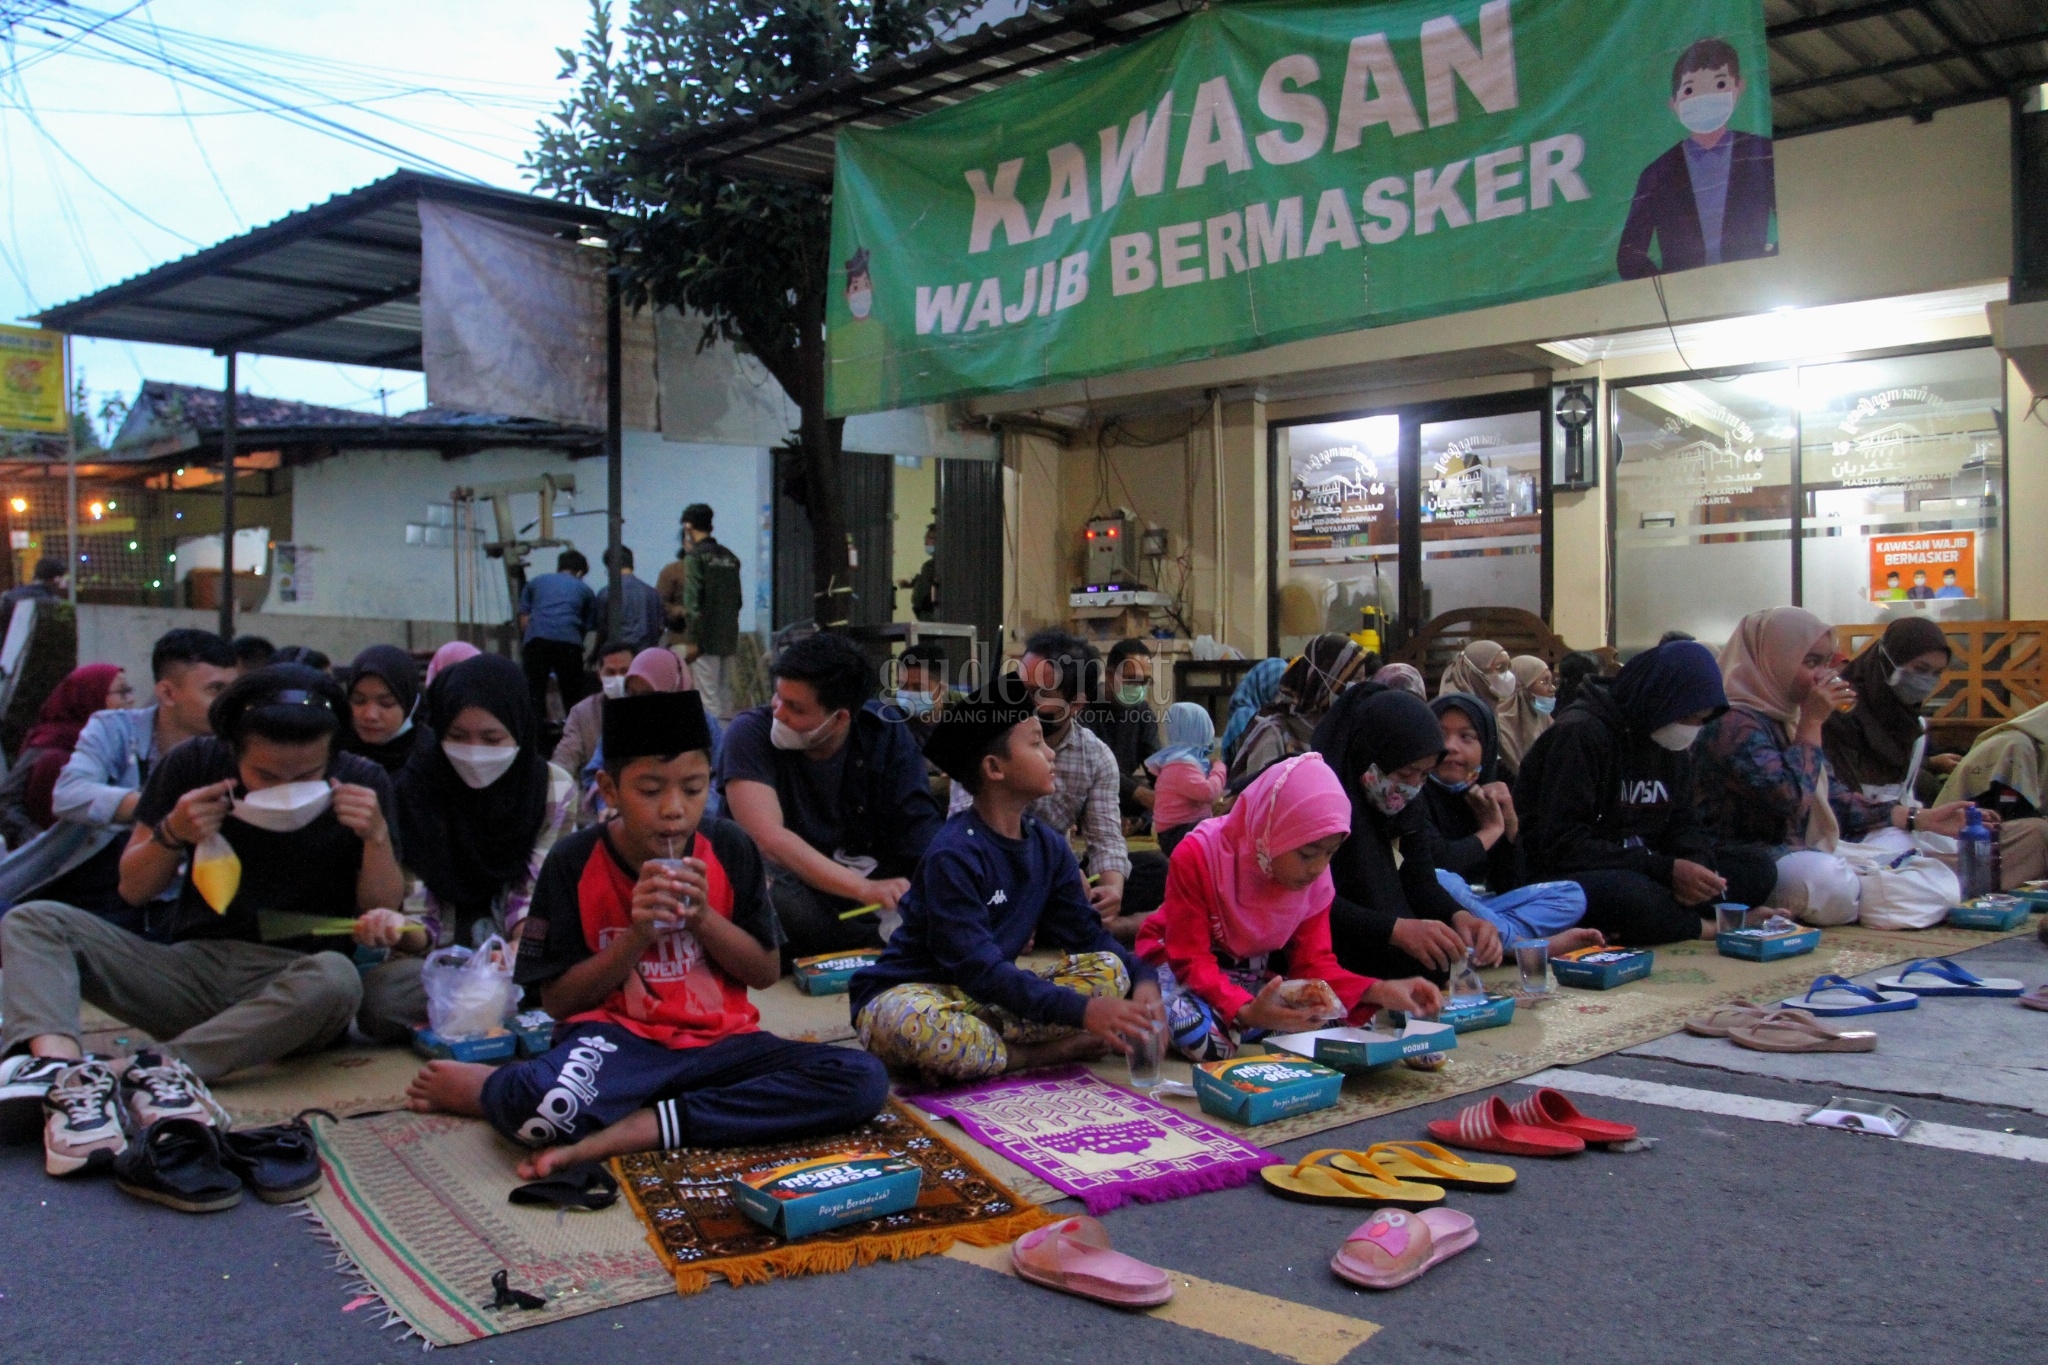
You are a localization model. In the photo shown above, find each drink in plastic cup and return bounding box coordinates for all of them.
[647,857,691,930]
[1715,902,1750,935]
[1515,939,1550,996]
[1125,1019,1165,1089]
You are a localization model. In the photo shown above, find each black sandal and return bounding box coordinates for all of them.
[113,1118,243,1214]
[220,1109,331,1203]
[507,1160,618,1211]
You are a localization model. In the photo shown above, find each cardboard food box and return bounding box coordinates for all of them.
[511,1009,557,1057]
[410,1024,517,1063]
[1716,925,1822,961]
[1550,946,1654,990]
[793,949,883,996]
[2012,881,2048,913]
[1440,993,1517,1033]
[727,1152,923,1238]
[1948,895,2030,931]
[1194,1054,1344,1125]
[1262,1020,1459,1074]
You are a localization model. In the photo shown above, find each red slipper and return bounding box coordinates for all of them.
[1506,1088,1638,1145]
[1426,1096,1584,1158]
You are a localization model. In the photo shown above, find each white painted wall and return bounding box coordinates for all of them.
[268,434,771,632]
[78,605,474,686]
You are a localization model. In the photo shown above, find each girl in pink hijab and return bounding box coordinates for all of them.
[1136,753,1442,1060]
[623,646,693,695]
[425,640,481,685]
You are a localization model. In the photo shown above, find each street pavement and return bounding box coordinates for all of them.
[2,937,2042,1365]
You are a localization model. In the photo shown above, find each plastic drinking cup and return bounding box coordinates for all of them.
[1515,940,1551,996]
[1125,1019,1165,1089]
[647,857,691,930]
[1715,902,1750,936]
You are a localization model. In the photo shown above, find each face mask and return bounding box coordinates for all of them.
[894,689,935,717]
[1676,90,1736,136]
[1650,722,1702,752]
[1530,695,1557,715]
[1429,773,1472,794]
[1361,764,1423,815]
[846,285,873,320]
[1889,670,1939,706]
[232,780,332,833]
[923,543,936,558]
[1488,672,1516,700]
[771,712,845,752]
[444,741,520,789]
[1116,684,1148,706]
[600,675,627,700]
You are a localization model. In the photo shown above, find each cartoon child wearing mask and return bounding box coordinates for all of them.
[830,245,890,412]
[1617,38,1777,280]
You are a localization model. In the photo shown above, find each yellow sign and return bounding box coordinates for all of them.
[0,324,66,435]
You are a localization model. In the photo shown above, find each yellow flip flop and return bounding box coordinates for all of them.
[1259,1149,1445,1208]
[1334,1141,1516,1191]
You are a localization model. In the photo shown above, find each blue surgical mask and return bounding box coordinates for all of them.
[1530,695,1556,715]
[894,689,934,717]
[1429,773,1472,794]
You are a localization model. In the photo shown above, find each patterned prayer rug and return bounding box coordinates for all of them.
[616,1099,1051,1293]
[916,1067,1273,1213]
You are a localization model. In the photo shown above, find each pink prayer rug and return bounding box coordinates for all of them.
[916,1067,1272,1213]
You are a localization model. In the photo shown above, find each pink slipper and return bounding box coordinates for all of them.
[1506,1088,1639,1145]
[1331,1207,1478,1289]
[1011,1216,1173,1308]
[1427,1095,1584,1157]
[2020,984,2048,1013]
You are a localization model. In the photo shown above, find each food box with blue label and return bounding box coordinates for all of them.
[1717,925,1821,961]
[2012,881,2048,913]
[793,949,883,996]
[1948,895,2030,931]
[1551,947,1654,990]
[1194,1054,1344,1125]
[410,1024,517,1063]
[1440,993,1517,1032]
[727,1151,923,1238]
[1261,1020,1459,1075]
[510,1009,557,1057]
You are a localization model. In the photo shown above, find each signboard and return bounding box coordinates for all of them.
[828,0,1775,414]
[0,324,66,435]
[1869,531,1974,602]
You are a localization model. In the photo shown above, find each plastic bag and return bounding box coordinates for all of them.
[420,934,517,1040]
[191,833,242,913]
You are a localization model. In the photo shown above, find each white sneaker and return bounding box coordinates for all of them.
[2,1053,75,1142]
[44,1061,127,1176]
[118,1051,225,1129]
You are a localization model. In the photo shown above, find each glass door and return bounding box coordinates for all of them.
[1275,413,1401,658]
[1415,409,1545,624]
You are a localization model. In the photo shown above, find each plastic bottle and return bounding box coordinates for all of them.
[1957,805,1996,900]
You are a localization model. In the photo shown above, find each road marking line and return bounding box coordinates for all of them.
[944,1241,1380,1365]
[1520,1069,2048,1164]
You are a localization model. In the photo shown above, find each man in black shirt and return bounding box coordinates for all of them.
[0,665,400,1087]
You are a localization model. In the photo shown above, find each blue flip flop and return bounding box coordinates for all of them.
[1778,975,1919,1017]
[1873,958,2025,998]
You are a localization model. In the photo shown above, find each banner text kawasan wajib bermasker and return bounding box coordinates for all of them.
[826,0,1774,414]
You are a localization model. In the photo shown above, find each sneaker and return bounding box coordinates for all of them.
[113,1117,242,1214]
[0,1053,74,1142]
[119,1051,224,1130]
[43,1061,127,1176]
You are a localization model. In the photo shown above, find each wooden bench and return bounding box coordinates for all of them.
[1386,607,1608,693]
[1837,620,2046,753]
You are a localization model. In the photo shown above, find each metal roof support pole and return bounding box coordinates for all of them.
[604,256,624,646]
[64,334,77,607]
[219,351,238,640]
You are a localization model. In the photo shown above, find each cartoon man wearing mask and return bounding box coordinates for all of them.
[1617,38,1777,280]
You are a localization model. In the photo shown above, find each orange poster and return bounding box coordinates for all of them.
[1869,531,1975,602]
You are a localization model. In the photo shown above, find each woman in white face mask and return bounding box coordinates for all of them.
[366,655,578,1043]
[1515,638,1778,946]
[1491,655,1557,777]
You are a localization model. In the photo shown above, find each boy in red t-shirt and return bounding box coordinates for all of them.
[406,692,887,1178]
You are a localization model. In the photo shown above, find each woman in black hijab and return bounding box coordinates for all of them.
[358,654,571,1042]
[1311,685,1504,983]
[1821,616,1953,809]
[1422,692,1524,891]
[344,645,422,774]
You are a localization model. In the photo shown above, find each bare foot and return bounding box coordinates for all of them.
[1003,1031,1111,1072]
[1547,927,1607,955]
[515,1144,581,1182]
[514,1110,657,1180]
[404,1060,492,1117]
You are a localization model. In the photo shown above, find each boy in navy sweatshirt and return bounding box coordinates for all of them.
[850,690,1160,1081]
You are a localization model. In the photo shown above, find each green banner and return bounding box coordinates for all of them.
[827,0,1773,415]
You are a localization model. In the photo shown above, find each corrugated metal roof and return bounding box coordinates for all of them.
[654,0,2048,185]
[33,172,607,368]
